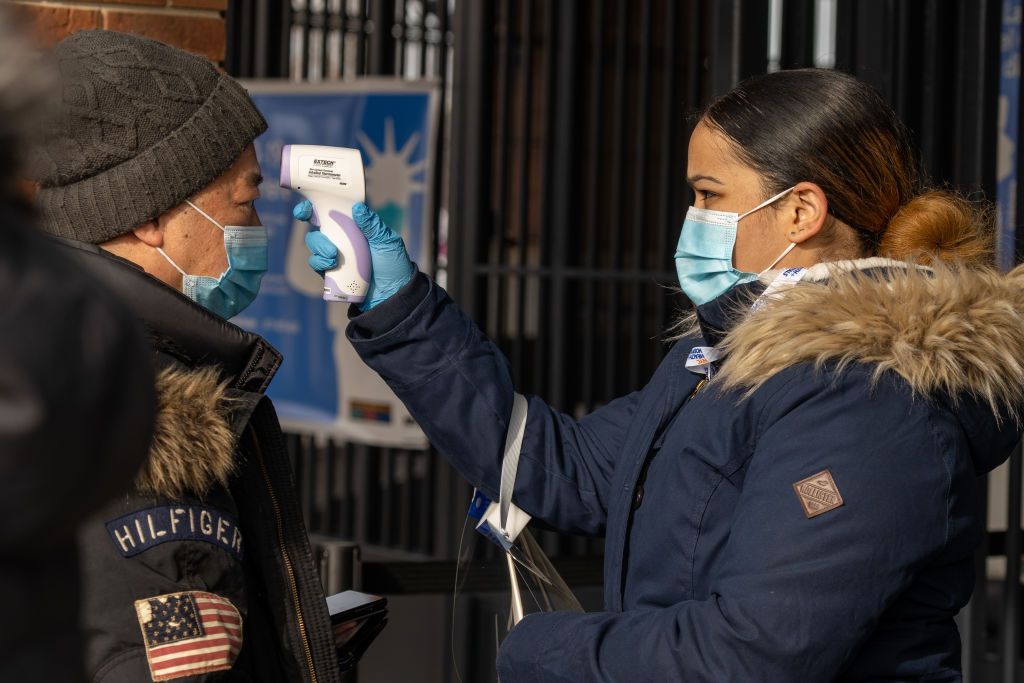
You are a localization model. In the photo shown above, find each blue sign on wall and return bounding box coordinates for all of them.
[998,0,1022,270]
[236,80,437,447]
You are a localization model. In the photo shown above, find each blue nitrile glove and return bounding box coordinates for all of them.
[295,199,415,311]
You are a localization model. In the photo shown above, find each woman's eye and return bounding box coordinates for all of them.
[698,190,717,201]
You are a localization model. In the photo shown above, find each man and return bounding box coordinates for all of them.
[35,30,341,682]
[0,12,156,682]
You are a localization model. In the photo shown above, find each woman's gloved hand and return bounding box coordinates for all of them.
[294,200,415,311]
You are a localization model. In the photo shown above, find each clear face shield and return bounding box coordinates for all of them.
[464,490,584,628]
[451,394,584,674]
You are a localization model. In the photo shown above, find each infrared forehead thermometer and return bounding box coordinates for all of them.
[280,144,370,303]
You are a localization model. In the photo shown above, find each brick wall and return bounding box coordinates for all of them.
[11,1,228,62]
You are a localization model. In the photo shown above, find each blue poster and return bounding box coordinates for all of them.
[236,80,438,448]
[998,0,1022,271]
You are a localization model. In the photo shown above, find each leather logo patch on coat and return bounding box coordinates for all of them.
[793,470,844,518]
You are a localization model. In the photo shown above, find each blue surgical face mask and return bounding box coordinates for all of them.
[155,200,268,319]
[674,186,797,306]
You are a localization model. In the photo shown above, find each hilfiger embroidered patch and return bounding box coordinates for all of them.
[105,505,243,560]
[135,591,242,681]
[793,470,844,518]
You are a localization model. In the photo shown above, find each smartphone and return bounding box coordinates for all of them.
[326,590,388,671]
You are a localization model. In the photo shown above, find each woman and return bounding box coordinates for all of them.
[299,69,1023,681]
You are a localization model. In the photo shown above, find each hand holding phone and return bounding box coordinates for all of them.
[325,590,388,672]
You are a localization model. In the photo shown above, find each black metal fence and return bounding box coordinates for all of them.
[228,1,1024,681]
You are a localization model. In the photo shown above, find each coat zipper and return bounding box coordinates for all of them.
[248,426,318,683]
[690,377,708,398]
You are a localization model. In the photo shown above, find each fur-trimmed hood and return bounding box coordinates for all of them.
[700,258,1024,472]
[715,259,1024,409]
[134,365,241,499]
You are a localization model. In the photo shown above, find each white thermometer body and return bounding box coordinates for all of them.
[280,144,370,303]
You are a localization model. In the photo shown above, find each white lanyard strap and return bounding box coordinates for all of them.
[499,392,529,537]
[750,266,806,312]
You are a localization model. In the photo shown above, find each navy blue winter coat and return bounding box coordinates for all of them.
[347,259,1024,682]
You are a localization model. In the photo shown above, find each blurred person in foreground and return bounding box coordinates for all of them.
[299,68,1022,681]
[0,11,156,682]
[34,30,343,682]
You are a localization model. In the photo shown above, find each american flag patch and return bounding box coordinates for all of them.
[134,591,242,681]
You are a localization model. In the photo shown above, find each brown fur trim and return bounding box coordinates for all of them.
[714,262,1024,420]
[135,366,237,499]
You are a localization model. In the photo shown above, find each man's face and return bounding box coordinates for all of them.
[159,144,263,279]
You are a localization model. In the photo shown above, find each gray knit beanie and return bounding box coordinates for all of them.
[35,30,267,243]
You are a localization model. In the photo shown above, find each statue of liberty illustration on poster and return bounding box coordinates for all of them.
[237,81,438,449]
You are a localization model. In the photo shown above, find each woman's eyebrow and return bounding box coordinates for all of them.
[687,174,724,185]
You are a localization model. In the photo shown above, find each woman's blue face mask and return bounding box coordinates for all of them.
[674,186,796,306]
[155,200,268,320]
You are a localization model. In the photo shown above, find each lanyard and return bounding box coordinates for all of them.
[685,267,806,380]
[685,346,723,380]
[750,266,807,311]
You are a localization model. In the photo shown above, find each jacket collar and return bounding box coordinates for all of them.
[693,258,916,347]
[694,280,766,348]
[50,235,281,394]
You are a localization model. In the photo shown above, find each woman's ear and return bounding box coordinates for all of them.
[781,181,829,244]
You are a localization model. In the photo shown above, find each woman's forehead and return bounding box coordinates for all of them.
[687,122,746,182]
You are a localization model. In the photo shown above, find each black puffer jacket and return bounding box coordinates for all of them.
[55,237,340,683]
[0,205,156,683]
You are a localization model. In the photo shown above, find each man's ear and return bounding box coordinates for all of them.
[132,218,165,248]
[781,181,829,245]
